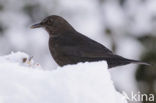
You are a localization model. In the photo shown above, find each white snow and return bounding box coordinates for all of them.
[0,52,127,103]
[0,52,41,68]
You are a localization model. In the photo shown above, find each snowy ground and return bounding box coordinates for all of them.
[0,52,127,103]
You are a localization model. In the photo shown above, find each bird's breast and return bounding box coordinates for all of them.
[48,38,67,66]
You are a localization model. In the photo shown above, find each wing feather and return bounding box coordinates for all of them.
[56,31,113,58]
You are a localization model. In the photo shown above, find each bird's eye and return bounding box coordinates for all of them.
[47,19,51,24]
[41,17,54,26]
[41,18,49,24]
[45,19,54,26]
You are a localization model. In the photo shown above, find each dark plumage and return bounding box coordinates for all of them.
[31,15,149,68]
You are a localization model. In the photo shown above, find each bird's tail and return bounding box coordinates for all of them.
[107,55,151,68]
[127,59,151,66]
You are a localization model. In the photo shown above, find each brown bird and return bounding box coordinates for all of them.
[31,15,149,68]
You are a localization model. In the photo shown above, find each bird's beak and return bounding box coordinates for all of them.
[31,23,43,29]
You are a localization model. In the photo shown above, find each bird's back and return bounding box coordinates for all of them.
[49,31,123,67]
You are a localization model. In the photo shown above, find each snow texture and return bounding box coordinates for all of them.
[0,52,127,103]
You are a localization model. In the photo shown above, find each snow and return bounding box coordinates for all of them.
[0,1,155,102]
[0,52,127,103]
[0,52,41,68]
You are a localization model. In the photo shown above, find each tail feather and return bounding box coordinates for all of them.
[128,59,151,66]
[107,55,151,68]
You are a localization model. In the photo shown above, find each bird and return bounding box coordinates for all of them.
[31,15,150,68]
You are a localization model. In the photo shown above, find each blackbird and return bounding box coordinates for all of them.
[31,15,149,68]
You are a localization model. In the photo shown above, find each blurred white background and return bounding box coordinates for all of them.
[0,0,156,103]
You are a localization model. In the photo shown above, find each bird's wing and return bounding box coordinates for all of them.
[56,31,113,58]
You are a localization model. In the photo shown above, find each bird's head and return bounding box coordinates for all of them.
[31,15,75,36]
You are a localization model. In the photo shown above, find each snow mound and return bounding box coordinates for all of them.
[0,52,41,68]
[0,52,127,103]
